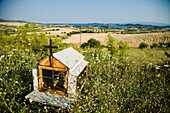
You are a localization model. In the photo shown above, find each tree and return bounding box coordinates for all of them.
[118,41,129,57]
[106,34,129,58]
[107,34,118,55]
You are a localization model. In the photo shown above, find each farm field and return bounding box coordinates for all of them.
[62,32,170,47]
[0,23,169,112]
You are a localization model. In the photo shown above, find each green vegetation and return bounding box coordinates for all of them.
[0,23,169,112]
[150,43,159,48]
[150,42,170,49]
[107,34,129,58]
[139,42,148,49]
[67,30,95,36]
[81,38,101,48]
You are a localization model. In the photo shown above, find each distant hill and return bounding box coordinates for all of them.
[0,18,170,29]
[0,19,27,22]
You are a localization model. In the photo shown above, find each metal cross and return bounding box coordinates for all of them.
[44,39,58,67]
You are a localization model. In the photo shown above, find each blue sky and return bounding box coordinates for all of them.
[0,0,170,24]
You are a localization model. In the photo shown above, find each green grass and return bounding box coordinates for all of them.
[0,25,169,112]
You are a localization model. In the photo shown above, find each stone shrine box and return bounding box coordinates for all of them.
[25,47,88,108]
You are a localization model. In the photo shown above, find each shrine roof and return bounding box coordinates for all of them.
[53,47,85,69]
[70,60,88,76]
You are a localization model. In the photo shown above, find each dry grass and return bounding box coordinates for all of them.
[62,32,170,47]
[44,27,78,36]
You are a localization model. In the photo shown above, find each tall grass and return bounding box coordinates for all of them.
[70,49,169,112]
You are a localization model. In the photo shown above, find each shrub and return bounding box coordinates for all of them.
[87,38,101,48]
[80,42,87,48]
[159,42,170,48]
[80,38,101,48]
[67,33,71,36]
[107,34,118,55]
[150,43,158,48]
[139,42,148,49]
[118,41,129,58]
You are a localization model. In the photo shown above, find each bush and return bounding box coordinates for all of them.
[80,38,101,48]
[150,43,158,48]
[139,42,148,49]
[107,34,118,55]
[87,38,101,48]
[80,42,87,48]
[159,42,170,48]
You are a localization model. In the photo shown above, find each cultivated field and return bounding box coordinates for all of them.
[62,32,170,47]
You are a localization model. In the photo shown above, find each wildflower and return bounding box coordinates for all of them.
[156,74,161,77]
[155,65,160,70]
[29,99,32,103]
[0,55,5,60]
[149,63,152,65]
[7,54,12,57]
[25,49,29,51]
[0,78,2,81]
[15,81,18,84]
[44,106,47,110]
[13,49,17,51]
[164,65,169,67]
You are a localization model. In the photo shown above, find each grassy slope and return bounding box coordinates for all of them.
[0,43,169,112]
[0,24,169,112]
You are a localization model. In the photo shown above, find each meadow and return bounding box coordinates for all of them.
[0,23,169,112]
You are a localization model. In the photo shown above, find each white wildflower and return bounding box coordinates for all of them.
[164,65,169,67]
[155,65,160,70]
[15,81,18,84]
[149,63,152,65]
[156,74,161,77]
[44,106,47,110]
[25,49,29,51]
[0,78,3,81]
[21,60,25,63]
[0,55,5,60]
[13,49,17,51]
[29,99,32,103]
[7,54,12,57]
